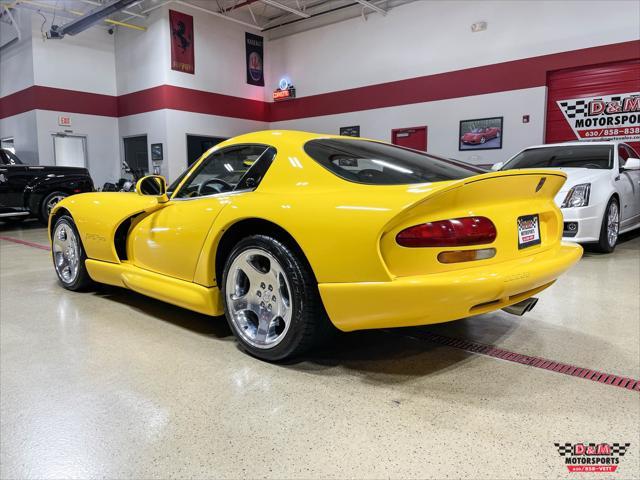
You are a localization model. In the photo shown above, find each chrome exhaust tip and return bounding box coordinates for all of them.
[502,297,539,316]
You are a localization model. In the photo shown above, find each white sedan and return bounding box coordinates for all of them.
[493,141,640,252]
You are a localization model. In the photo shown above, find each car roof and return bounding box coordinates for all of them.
[219,130,349,145]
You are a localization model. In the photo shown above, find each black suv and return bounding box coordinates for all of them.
[0,149,94,225]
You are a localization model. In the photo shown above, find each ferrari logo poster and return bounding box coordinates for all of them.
[557,92,640,141]
[170,10,194,74]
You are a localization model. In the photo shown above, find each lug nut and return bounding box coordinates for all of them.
[260,301,265,307]
[272,295,276,301]
[267,304,272,311]
[268,285,273,291]
[256,291,262,297]
[260,282,266,288]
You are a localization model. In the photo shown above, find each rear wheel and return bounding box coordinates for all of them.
[594,197,619,253]
[222,234,330,361]
[51,215,94,290]
[39,191,68,225]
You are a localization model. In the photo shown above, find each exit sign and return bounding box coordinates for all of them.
[58,116,71,127]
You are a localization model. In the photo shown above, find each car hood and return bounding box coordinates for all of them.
[546,168,609,206]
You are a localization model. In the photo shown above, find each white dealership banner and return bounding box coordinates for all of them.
[557,92,640,141]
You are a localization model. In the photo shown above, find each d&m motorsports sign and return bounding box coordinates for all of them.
[557,92,640,141]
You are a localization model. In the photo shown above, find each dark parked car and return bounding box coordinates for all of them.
[0,148,94,225]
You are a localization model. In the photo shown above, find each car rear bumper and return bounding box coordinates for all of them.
[319,242,583,331]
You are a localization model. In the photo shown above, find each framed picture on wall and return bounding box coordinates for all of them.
[459,116,503,151]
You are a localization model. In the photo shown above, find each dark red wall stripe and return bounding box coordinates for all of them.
[1,40,638,122]
[0,85,118,119]
[117,85,269,121]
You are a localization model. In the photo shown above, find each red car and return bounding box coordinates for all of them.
[461,127,501,144]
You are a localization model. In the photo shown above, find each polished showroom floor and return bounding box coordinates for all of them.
[1,221,639,479]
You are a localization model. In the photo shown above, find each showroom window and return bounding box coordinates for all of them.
[304,139,483,185]
[173,144,274,199]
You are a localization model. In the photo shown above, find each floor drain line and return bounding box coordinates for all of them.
[0,236,51,251]
[406,331,639,392]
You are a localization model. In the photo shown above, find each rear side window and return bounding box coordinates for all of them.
[505,145,613,170]
[304,139,482,185]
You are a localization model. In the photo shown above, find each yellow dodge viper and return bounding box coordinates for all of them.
[49,131,582,361]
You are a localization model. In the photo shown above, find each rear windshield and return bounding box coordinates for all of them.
[505,145,613,170]
[304,139,482,185]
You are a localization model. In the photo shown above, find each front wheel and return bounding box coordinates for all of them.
[222,234,330,361]
[594,197,619,253]
[39,191,68,225]
[51,215,94,290]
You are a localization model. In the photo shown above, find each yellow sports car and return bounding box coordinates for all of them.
[49,130,582,361]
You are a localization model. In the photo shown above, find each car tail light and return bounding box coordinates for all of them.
[437,248,496,263]
[396,216,497,247]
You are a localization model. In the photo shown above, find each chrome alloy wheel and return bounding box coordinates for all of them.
[225,248,293,349]
[607,201,619,247]
[46,194,66,216]
[52,222,80,284]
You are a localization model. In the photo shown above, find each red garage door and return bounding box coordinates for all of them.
[546,60,640,152]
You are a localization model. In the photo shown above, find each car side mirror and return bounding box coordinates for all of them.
[136,175,169,203]
[622,157,640,171]
[491,162,504,171]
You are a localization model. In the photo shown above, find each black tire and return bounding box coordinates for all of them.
[51,215,94,291]
[39,191,68,225]
[593,197,619,253]
[221,234,331,361]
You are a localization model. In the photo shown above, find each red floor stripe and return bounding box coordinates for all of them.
[0,236,50,251]
[406,331,639,393]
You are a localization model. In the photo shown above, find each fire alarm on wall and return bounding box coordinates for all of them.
[471,21,487,32]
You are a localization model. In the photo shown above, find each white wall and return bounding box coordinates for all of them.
[115,3,268,182]
[271,87,547,165]
[0,111,38,165]
[115,6,168,95]
[0,9,38,163]
[267,0,640,96]
[115,3,267,101]
[165,3,266,102]
[31,15,117,95]
[267,0,640,163]
[35,110,119,186]
[164,110,268,181]
[0,8,34,97]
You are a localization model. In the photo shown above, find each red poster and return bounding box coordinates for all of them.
[169,10,194,74]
